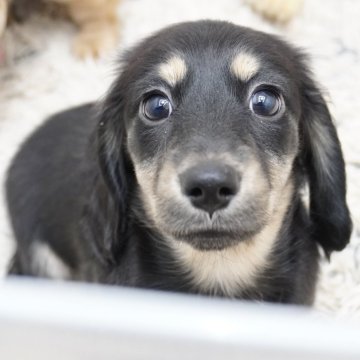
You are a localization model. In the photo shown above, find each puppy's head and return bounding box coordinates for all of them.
[98,21,352,255]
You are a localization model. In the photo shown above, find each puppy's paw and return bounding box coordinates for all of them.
[245,0,303,23]
[72,24,119,59]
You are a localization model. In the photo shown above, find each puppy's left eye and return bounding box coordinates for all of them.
[142,95,172,121]
[250,89,281,117]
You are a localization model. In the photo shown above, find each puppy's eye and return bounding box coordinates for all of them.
[250,89,281,117]
[143,95,172,121]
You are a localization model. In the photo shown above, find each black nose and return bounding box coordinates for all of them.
[180,163,239,216]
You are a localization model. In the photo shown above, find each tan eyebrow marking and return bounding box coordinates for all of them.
[158,56,188,87]
[230,52,260,82]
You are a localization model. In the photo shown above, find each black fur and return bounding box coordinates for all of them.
[6,21,352,304]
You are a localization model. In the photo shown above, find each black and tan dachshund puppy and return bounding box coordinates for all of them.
[6,20,352,305]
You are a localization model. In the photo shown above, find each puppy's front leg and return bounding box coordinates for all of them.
[0,0,8,65]
[65,0,120,59]
[71,17,119,59]
[0,0,8,36]
[244,0,303,23]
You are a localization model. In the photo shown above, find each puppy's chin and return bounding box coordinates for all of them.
[145,198,270,251]
[171,229,258,251]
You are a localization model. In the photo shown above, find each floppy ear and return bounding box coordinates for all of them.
[300,77,352,256]
[97,97,130,205]
[94,81,134,263]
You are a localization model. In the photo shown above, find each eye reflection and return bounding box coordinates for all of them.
[250,89,281,117]
[143,95,172,121]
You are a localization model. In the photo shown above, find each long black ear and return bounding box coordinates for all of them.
[93,81,134,263]
[97,94,130,206]
[300,77,352,256]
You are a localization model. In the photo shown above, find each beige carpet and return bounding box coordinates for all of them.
[0,0,359,316]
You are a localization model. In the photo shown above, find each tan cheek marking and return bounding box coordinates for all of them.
[238,157,268,199]
[158,56,187,87]
[133,161,158,221]
[223,154,270,217]
[127,127,158,222]
[230,53,260,82]
[267,155,296,210]
[157,160,183,203]
[133,157,183,229]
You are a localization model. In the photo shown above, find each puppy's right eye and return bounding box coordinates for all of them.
[250,89,281,117]
[142,95,172,121]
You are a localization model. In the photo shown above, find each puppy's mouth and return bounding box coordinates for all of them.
[156,201,268,251]
[171,228,256,251]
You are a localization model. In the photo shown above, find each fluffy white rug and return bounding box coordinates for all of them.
[0,0,359,316]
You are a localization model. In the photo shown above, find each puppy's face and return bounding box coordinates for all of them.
[120,22,302,251]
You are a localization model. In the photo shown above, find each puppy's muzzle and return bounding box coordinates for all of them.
[180,162,239,217]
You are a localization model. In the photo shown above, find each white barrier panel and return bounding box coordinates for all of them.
[0,278,359,360]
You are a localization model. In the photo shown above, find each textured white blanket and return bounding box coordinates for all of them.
[0,0,359,316]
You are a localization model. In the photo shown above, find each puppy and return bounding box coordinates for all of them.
[5,0,120,58]
[6,21,352,305]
